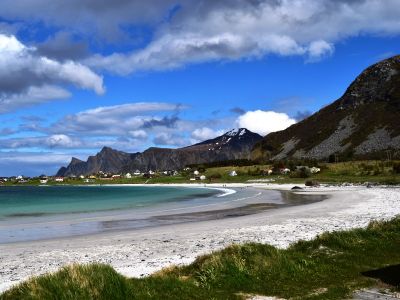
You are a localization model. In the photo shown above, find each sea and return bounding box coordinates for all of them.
[0,185,325,243]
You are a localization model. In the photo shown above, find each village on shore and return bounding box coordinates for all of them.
[0,164,322,185]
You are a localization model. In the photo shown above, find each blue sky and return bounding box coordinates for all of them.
[0,0,399,176]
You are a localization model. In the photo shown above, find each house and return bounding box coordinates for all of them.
[193,170,200,176]
[189,178,196,181]
[16,175,23,180]
[54,177,64,182]
[133,170,141,176]
[310,167,321,174]
[79,175,85,179]
[39,179,48,184]
[125,173,132,179]
[111,174,121,179]
[200,175,206,180]
[89,175,97,179]
[229,170,237,177]
[149,170,155,175]
[263,169,273,176]
[280,168,291,174]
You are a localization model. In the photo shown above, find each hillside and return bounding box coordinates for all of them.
[57,128,262,176]
[252,55,400,161]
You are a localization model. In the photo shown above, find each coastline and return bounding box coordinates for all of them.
[1,183,399,293]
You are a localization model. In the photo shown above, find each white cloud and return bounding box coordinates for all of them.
[53,102,182,136]
[307,40,334,62]
[236,110,296,136]
[0,85,70,114]
[0,34,104,113]
[87,0,400,74]
[46,134,80,148]
[191,127,224,141]
[129,130,148,139]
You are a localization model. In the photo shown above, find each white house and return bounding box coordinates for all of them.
[133,170,141,176]
[125,173,132,179]
[310,167,321,174]
[54,177,64,182]
[39,179,48,184]
[193,170,200,176]
[281,168,291,174]
[229,170,237,177]
[200,175,206,180]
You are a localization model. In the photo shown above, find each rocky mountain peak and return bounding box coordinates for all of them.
[338,55,400,109]
[70,157,83,165]
[224,128,250,137]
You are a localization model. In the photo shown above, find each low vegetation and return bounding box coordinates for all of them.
[2,217,400,299]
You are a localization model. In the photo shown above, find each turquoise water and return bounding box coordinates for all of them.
[0,185,217,219]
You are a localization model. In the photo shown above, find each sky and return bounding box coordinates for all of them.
[0,0,399,176]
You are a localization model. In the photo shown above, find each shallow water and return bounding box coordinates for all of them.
[0,185,326,243]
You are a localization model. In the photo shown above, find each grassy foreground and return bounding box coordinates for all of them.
[2,218,400,300]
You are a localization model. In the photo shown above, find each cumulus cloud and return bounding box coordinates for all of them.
[191,127,224,141]
[86,0,400,74]
[236,110,296,136]
[0,34,104,113]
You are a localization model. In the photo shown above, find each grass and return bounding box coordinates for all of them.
[2,217,400,300]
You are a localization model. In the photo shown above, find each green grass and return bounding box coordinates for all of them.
[2,217,400,300]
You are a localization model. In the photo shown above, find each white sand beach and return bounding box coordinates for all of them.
[0,184,399,293]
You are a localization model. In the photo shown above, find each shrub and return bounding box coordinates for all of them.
[289,167,311,178]
[393,162,400,174]
[208,172,222,179]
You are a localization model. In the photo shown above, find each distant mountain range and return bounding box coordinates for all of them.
[57,55,400,176]
[252,55,400,161]
[57,129,262,176]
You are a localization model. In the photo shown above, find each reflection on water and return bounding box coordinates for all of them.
[100,191,328,232]
[0,188,328,244]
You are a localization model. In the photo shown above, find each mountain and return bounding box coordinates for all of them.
[251,55,400,161]
[57,128,262,176]
[56,147,132,176]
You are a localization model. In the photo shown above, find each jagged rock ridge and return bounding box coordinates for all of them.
[57,128,262,176]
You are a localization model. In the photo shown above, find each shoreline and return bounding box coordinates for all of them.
[1,183,399,293]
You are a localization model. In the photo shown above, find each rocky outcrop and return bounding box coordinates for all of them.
[252,55,400,161]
